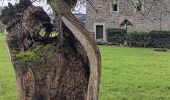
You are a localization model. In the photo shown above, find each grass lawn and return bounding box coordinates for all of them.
[99,46,170,100]
[1,34,170,100]
[0,34,17,100]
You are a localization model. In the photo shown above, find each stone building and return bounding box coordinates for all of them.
[86,0,170,42]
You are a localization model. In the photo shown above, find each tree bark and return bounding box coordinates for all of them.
[0,0,101,100]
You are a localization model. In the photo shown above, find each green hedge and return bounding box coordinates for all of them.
[128,32,151,47]
[107,28,125,44]
[128,31,170,48]
[149,31,170,48]
[106,29,170,48]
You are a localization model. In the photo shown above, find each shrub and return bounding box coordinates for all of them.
[149,30,170,48]
[128,30,170,48]
[128,32,150,47]
[106,29,170,48]
[107,28,125,45]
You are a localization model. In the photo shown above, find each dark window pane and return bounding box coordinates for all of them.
[96,25,103,40]
[136,5,141,11]
[112,4,118,11]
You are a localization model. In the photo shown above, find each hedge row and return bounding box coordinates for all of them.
[107,28,126,45]
[107,29,170,48]
[128,32,150,47]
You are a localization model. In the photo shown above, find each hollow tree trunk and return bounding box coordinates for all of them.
[0,0,101,100]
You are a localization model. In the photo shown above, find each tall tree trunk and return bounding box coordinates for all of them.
[0,0,101,100]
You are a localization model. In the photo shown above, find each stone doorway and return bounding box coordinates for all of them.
[94,23,106,42]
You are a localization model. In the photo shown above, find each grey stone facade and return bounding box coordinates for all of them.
[86,0,170,42]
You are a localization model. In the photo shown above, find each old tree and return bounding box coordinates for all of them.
[0,0,101,100]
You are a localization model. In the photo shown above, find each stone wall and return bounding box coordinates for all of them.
[86,0,170,41]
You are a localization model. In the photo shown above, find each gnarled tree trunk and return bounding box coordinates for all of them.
[0,0,101,100]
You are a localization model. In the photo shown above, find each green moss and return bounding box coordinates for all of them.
[39,31,59,37]
[39,31,45,36]
[51,0,59,10]
[15,45,57,72]
[15,45,44,70]
[51,31,59,37]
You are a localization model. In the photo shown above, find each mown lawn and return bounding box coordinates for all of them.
[99,46,170,100]
[0,34,17,100]
[1,34,170,100]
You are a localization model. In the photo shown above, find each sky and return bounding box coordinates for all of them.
[0,0,86,14]
[74,1,86,14]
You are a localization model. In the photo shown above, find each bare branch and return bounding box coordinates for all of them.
[86,0,98,13]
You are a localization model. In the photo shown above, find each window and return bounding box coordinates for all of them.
[134,1,144,12]
[112,4,118,11]
[136,2,142,11]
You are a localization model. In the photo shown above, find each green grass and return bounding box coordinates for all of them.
[99,46,170,100]
[0,34,18,100]
[1,34,170,100]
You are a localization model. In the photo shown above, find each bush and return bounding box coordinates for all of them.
[128,30,170,48]
[149,30,170,48]
[107,28,125,45]
[128,32,150,47]
[106,29,170,48]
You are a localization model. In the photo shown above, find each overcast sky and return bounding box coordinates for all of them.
[0,0,86,14]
